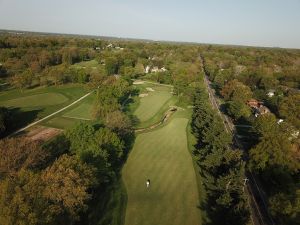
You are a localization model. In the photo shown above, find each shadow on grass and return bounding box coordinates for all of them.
[2,107,42,138]
[77,128,135,225]
[78,176,127,225]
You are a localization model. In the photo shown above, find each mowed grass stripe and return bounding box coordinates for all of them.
[123,118,201,225]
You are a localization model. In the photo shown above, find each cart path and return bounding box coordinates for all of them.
[11,92,92,136]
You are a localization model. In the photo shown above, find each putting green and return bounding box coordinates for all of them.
[133,86,172,122]
[122,117,201,225]
[0,93,68,108]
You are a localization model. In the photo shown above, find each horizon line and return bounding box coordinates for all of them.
[0,28,299,51]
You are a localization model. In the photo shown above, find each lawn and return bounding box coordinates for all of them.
[131,83,175,128]
[122,113,201,225]
[63,92,95,120]
[1,92,68,108]
[42,92,96,129]
[63,103,93,120]
[43,116,83,129]
[71,59,104,72]
[0,84,89,132]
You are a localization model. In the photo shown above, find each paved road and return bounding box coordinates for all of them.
[200,55,275,225]
[11,91,93,136]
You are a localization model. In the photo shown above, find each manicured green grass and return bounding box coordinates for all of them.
[63,103,93,120]
[0,84,87,115]
[43,116,82,129]
[0,84,89,132]
[62,93,95,120]
[122,114,201,225]
[131,83,174,128]
[71,59,104,71]
[0,92,68,108]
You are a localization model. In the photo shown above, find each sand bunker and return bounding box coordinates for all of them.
[146,87,155,92]
[133,80,145,85]
[139,93,149,98]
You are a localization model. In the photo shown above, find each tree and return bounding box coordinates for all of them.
[258,75,279,90]
[0,107,12,136]
[0,154,97,225]
[104,110,132,135]
[226,101,251,120]
[252,113,278,137]
[0,170,55,225]
[279,93,300,129]
[249,134,299,172]
[134,62,145,75]
[105,57,118,75]
[66,123,124,174]
[221,79,252,103]
[48,65,67,85]
[0,138,48,178]
[13,70,34,90]
[41,154,97,222]
[88,70,107,89]
[267,187,300,225]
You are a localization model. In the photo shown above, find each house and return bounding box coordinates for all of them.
[246,99,263,109]
[145,65,151,74]
[254,106,270,117]
[277,119,284,124]
[151,66,167,73]
[267,89,275,97]
[106,43,113,48]
[247,98,270,117]
[151,66,159,73]
[160,67,167,72]
[115,46,124,50]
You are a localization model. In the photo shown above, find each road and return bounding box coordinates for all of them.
[200,56,275,225]
[11,91,93,136]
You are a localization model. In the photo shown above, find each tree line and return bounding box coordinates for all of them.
[0,70,134,225]
[191,82,250,225]
[202,46,300,225]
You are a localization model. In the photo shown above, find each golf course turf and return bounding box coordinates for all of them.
[122,115,201,225]
[1,92,68,108]
[131,83,176,128]
[134,86,172,122]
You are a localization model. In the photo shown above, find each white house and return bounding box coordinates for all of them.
[267,89,275,97]
[277,119,284,124]
[145,65,151,74]
[151,66,159,73]
[161,67,167,72]
[151,66,167,73]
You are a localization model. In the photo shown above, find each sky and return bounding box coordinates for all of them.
[0,0,300,49]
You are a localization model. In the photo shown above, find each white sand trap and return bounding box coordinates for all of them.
[146,87,155,92]
[139,93,149,98]
[133,80,145,85]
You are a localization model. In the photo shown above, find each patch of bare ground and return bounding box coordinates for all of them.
[25,126,63,142]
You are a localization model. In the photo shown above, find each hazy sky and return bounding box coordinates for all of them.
[0,0,300,48]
